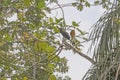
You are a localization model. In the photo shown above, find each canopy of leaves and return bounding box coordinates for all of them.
[0,0,70,80]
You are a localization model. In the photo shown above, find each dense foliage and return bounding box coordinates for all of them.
[0,0,84,80]
[0,0,68,80]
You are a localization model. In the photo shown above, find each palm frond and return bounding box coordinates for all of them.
[83,0,120,80]
[89,1,120,62]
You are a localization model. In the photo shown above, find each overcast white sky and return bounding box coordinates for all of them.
[50,0,105,80]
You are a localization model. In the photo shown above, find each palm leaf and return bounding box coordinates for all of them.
[83,1,120,80]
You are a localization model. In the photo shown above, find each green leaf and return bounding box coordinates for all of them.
[34,30,47,38]
[46,46,55,53]
[48,63,54,71]
[34,42,49,52]
[4,33,13,42]
[53,26,59,33]
[72,21,79,26]
[79,0,85,2]
[48,74,56,80]
[23,77,28,80]
[77,28,85,35]
[94,1,100,5]
[85,1,90,7]
[3,0,11,5]
[49,17,53,23]
[117,20,120,23]
[77,4,83,11]
[55,18,63,24]
[72,2,77,7]
[15,78,19,80]
[24,0,30,6]
[37,1,45,8]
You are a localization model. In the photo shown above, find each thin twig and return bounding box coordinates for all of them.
[49,45,63,61]
[55,1,66,29]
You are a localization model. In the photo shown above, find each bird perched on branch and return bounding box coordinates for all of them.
[70,30,75,39]
[70,30,75,45]
[59,28,70,40]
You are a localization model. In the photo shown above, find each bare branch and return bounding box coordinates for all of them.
[63,41,96,65]
[55,1,66,29]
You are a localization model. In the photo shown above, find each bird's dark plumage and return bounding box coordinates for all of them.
[59,28,70,40]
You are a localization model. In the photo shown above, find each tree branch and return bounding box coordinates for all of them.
[63,41,96,65]
[55,1,66,29]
